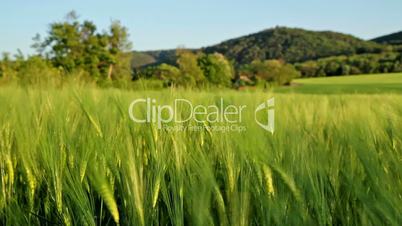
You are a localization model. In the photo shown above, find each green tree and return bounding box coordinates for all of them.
[276,63,301,85]
[176,50,205,87]
[246,60,300,85]
[37,11,132,81]
[106,21,133,80]
[325,61,341,76]
[17,56,62,86]
[154,63,181,86]
[0,53,16,80]
[41,11,83,72]
[205,27,385,65]
[198,53,234,87]
[296,61,319,77]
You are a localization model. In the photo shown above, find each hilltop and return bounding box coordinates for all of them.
[204,27,384,64]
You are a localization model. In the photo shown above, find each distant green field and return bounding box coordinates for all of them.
[275,73,402,94]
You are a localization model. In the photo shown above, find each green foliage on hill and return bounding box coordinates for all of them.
[204,27,385,65]
[372,31,402,45]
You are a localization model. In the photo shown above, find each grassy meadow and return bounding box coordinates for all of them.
[0,84,401,225]
[276,73,402,94]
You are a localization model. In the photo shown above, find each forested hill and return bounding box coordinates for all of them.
[372,31,402,45]
[203,27,384,64]
[132,50,180,68]
[132,27,385,68]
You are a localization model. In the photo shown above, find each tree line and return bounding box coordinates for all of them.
[134,50,300,88]
[296,52,402,77]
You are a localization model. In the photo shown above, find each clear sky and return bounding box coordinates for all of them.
[0,0,401,55]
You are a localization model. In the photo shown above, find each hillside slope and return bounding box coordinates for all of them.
[204,27,384,64]
[372,31,402,45]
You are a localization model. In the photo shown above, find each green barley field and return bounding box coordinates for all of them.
[0,82,402,225]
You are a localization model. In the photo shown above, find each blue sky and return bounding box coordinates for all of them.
[0,0,401,55]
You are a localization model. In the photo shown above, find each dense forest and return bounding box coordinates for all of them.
[204,27,385,64]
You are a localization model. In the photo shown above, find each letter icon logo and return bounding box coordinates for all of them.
[254,97,274,134]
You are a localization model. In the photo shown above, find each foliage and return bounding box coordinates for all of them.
[240,59,301,85]
[204,27,385,65]
[0,53,62,86]
[0,53,17,81]
[135,52,235,88]
[296,52,402,77]
[176,50,205,87]
[153,63,181,86]
[15,56,62,86]
[198,53,234,87]
[34,11,132,81]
